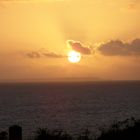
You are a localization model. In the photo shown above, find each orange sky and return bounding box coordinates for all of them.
[0,0,140,82]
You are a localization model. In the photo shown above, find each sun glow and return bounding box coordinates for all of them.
[68,51,81,63]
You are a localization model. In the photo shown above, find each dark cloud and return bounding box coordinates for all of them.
[26,38,140,58]
[127,0,140,10]
[42,52,65,58]
[26,51,65,58]
[26,51,41,58]
[67,40,91,55]
[98,39,140,56]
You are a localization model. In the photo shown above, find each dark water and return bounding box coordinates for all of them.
[0,81,140,137]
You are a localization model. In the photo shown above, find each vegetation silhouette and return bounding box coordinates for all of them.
[97,117,140,140]
[0,131,8,140]
[0,118,140,140]
[35,128,72,140]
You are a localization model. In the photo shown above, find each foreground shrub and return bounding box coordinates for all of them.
[1,117,140,140]
[0,131,8,140]
[96,117,140,140]
[35,128,72,140]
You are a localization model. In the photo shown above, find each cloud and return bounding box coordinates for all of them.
[26,50,65,58]
[98,39,140,56]
[26,51,41,58]
[128,0,140,10]
[67,40,91,55]
[42,52,65,58]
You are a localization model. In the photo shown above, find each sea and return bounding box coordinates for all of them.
[0,81,140,138]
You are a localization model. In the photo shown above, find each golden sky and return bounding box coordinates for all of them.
[0,0,140,82]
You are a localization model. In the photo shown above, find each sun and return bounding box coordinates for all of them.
[68,51,81,63]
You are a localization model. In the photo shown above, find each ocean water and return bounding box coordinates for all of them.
[0,81,140,137]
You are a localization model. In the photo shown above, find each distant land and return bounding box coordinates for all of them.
[0,77,103,83]
[0,77,140,84]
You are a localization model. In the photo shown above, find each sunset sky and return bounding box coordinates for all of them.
[0,0,140,82]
